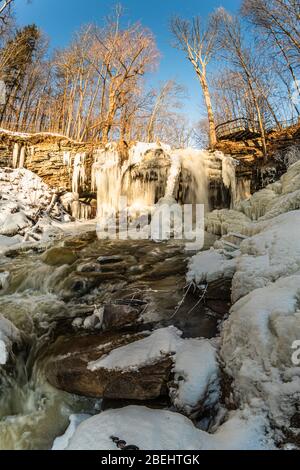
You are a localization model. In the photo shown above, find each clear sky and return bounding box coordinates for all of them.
[14,0,241,122]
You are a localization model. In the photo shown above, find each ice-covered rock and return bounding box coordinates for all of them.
[205,209,251,236]
[232,211,300,301]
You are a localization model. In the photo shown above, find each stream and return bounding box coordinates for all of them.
[0,228,218,450]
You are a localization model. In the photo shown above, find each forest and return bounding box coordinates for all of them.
[0,0,299,150]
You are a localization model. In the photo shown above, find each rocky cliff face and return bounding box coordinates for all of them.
[0,130,97,191]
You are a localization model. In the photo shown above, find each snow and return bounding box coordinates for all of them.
[221,274,300,430]
[0,127,81,142]
[187,157,300,441]
[232,210,300,301]
[64,405,274,450]
[186,249,236,285]
[0,314,21,365]
[52,414,90,450]
[88,326,182,372]
[170,339,220,416]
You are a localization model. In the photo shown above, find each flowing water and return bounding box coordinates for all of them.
[0,142,236,449]
[0,229,218,450]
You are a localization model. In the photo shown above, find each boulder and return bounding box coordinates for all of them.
[101,303,143,330]
[45,331,173,400]
[41,246,78,266]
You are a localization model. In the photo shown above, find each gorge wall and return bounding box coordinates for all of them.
[1,126,299,220]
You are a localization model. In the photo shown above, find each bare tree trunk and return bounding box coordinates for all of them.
[200,74,217,148]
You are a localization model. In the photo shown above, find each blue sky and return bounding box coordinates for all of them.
[14,0,241,122]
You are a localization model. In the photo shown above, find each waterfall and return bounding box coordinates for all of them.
[214,152,237,208]
[91,143,239,225]
[12,143,19,168]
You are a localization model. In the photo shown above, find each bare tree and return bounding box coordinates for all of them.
[146,80,185,142]
[242,0,300,107]
[87,8,158,143]
[0,0,14,22]
[215,8,268,158]
[171,15,218,148]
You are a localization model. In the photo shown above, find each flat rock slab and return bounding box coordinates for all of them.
[45,331,173,400]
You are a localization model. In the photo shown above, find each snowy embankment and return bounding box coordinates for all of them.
[187,160,300,445]
[0,167,72,365]
[0,167,73,255]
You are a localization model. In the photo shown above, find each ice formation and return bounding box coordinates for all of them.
[18,146,26,169]
[91,142,236,227]
[222,275,300,430]
[12,143,19,169]
[72,153,86,194]
[187,156,300,440]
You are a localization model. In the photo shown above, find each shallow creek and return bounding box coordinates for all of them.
[0,230,218,450]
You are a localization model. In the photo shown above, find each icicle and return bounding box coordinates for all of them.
[19,146,26,168]
[63,151,71,166]
[164,153,180,199]
[236,178,251,203]
[71,198,92,220]
[12,143,19,168]
[72,153,86,194]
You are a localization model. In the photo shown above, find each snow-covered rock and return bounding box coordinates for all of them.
[63,405,274,450]
[187,249,236,285]
[0,168,69,252]
[0,314,21,365]
[170,338,219,416]
[88,326,220,417]
[87,326,182,372]
[188,159,300,442]
[232,211,300,301]
[222,274,300,431]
